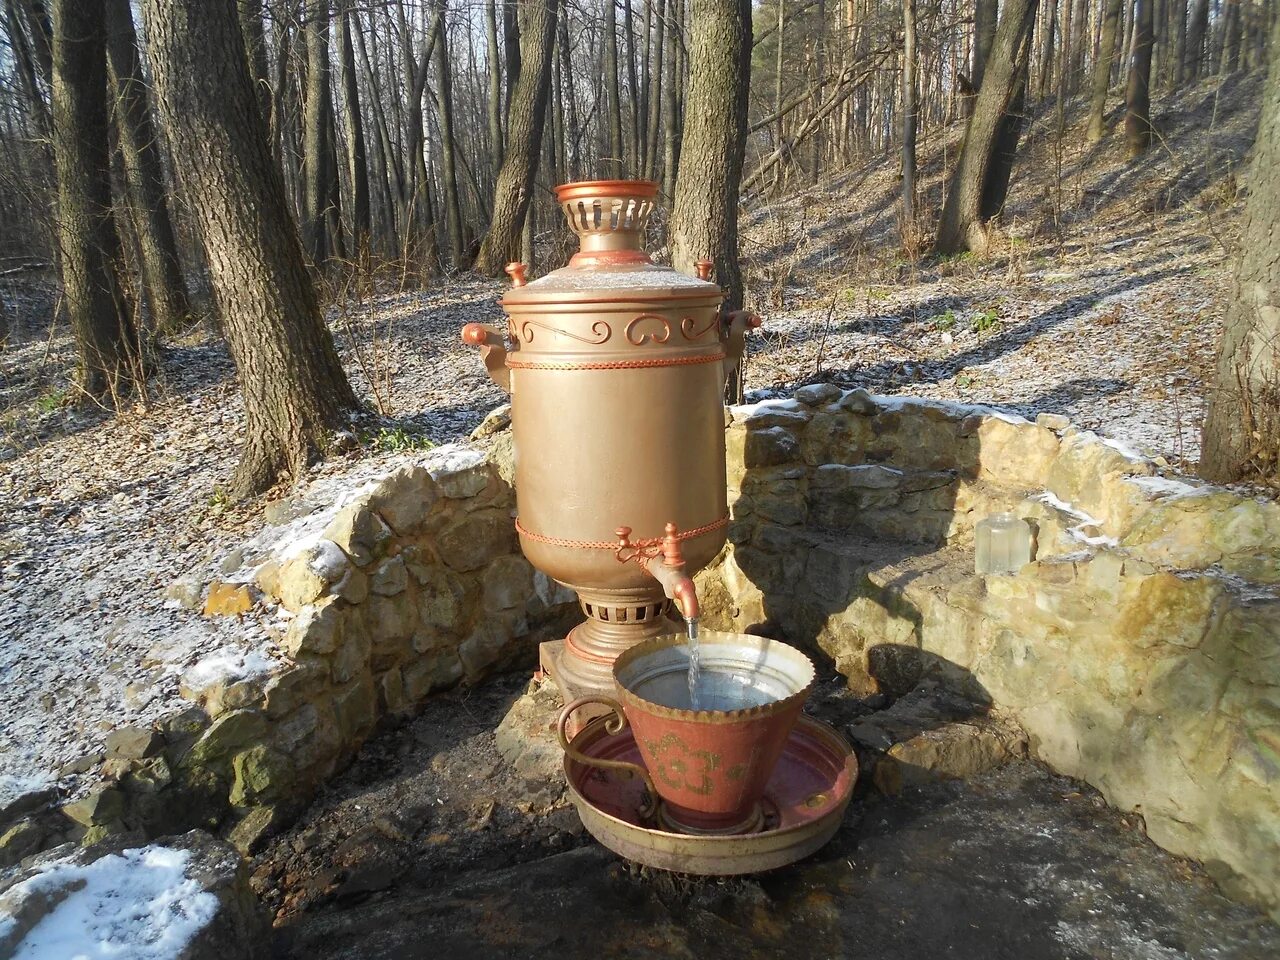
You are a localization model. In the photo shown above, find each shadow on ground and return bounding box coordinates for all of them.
[264,672,1280,960]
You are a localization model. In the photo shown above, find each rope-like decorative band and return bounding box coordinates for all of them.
[515,514,729,551]
[505,351,725,371]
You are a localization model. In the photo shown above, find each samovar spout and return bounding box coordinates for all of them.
[614,522,700,620]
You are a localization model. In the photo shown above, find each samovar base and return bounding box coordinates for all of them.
[541,588,679,734]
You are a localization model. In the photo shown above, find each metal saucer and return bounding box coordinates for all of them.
[563,714,857,875]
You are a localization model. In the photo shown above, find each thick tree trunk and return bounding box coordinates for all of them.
[337,1,370,251]
[51,0,142,398]
[1125,0,1155,157]
[473,0,560,275]
[1087,0,1125,140]
[503,0,521,113]
[104,0,190,333]
[934,0,1039,254]
[670,0,750,310]
[144,0,358,497]
[1037,0,1057,100]
[901,0,918,224]
[1200,13,1280,483]
[303,0,334,263]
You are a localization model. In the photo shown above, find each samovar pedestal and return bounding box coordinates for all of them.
[540,588,677,735]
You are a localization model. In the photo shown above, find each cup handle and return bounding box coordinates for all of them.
[557,695,657,820]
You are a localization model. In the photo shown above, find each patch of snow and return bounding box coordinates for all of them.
[0,773,52,809]
[521,264,713,290]
[1099,435,1154,464]
[181,649,278,692]
[424,442,486,478]
[870,393,1030,424]
[1128,475,1211,501]
[3,846,218,960]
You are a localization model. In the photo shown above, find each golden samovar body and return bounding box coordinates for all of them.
[464,180,752,695]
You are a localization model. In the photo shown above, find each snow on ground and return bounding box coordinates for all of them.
[0,846,217,958]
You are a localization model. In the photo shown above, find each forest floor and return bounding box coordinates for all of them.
[0,73,1265,795]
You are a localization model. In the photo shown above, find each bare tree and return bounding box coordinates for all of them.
[1201,13,1280,483]
[935,0,1040,254]
[104,0,190,332]
[1125,0,1155,157]
[336,0,371,252]
[51,0,142,398]
[473,0,560,275]
[144,0,358,496]
[1086,0,1125,141]
[670,0,751,309]
[901,0,918,224]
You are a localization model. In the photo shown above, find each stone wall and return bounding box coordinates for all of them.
[695,385,1280,922]
[0,446,576,864]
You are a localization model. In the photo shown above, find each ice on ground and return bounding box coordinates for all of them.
[0,773,52,810]
[1,846,218,960]
[1128,475,1212,501]
[180,648,278,692]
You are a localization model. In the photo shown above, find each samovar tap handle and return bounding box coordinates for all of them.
[461,323,511,393]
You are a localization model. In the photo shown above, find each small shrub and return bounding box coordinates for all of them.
[366,426,435,453]
[930,309,957,331]
[970,306,1001,333]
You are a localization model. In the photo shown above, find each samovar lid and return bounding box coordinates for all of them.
[500,180,723,305]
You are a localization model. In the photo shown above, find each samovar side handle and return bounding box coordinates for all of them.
[720,309,762,390]
[461,323,511,393]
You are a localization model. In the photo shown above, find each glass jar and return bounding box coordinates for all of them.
[975,512,1032,575]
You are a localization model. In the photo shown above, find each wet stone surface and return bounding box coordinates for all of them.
[263,672,1279,960]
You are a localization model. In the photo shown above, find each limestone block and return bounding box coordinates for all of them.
[727,423,800,469]
[368,465,439,535]
[229,745,294,807]
[976,417,1061,489]
[428,446,492,499]
[186,710,268,768]
[416,565,467,629]
[322,498,394,566]
[364,592,414,647]
[62,787,125,828]
[483,555,535,612]
[1115,572,1220,650]
[332,676,377,742]
[283,597,343,657]
[104,726,162,761]
[271,702,341,775]
[0,820,44,868]
[202,581,254,618]
[370,556,409,596]
[836,388,878,415]
[437,509,518,572]
[377,667,407,714]
[330,625,372,685]
[402,653,464,701]
[800,409,869,465]
[261,658,329,719]
[278,541,350,611]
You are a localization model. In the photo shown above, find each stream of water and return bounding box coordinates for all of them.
[685,616,701,710]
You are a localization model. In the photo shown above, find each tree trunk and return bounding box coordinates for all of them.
[644,0,666,179]
[51,0,142,398]
[302,0,334,263]
[1184,0,1208,80]
[1087,0,1125,140]
[104,0,191,333]
[604,0,624,173]
[1201,13,1280,483]
[559,7,580,179]
[1037,0,1057,99]
[661,0,680,200]
[503,0,522,112]
[973,0,999,90]
[670,0,750,310]
[934,0,1039,254]
[622,0,640,166]
[473,0,560,275]
[238,0,273,125]
[901,0,918,224]
[1125,0,1154,157]
[486,0,504,170]
[336,0,370,252]
[433,2,465,266]
[144,0,358,497]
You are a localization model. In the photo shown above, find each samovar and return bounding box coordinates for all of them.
[462,180,758,699]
